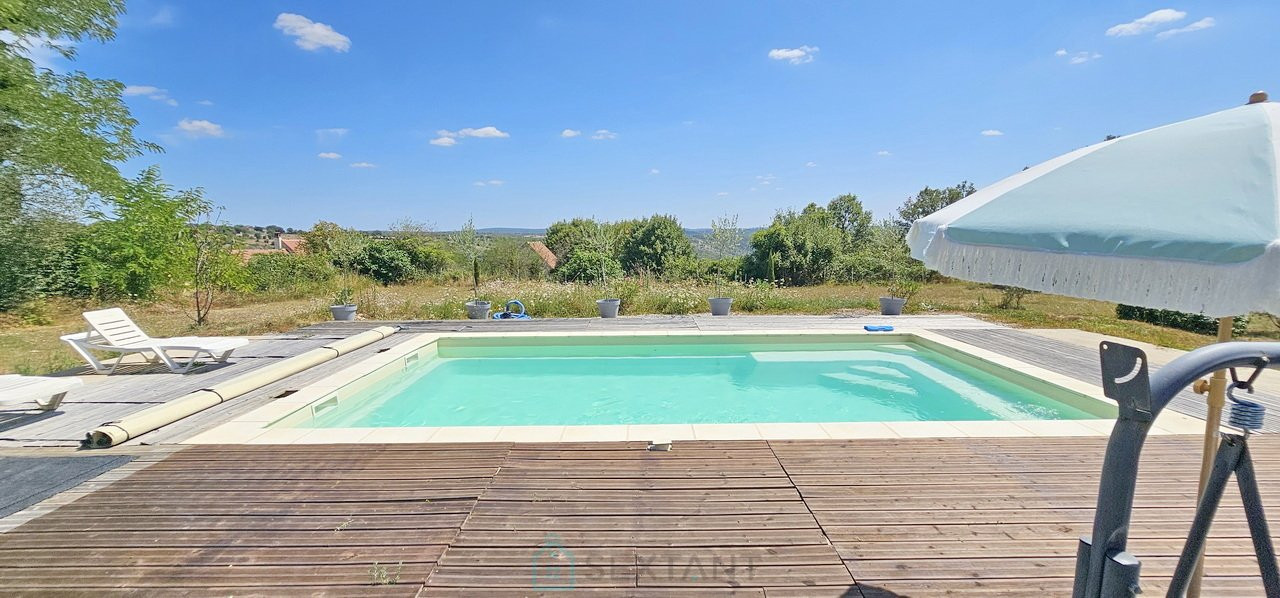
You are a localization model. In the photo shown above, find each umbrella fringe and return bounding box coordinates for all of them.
[922,236,1280,318]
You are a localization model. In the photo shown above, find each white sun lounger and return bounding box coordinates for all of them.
[60,308,249,374]
[0,375,82,410]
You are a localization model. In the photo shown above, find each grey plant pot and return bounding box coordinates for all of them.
[879,296,907,316]
[330,304,358,321]
[596,298,621,318]
[465,300,491,320]
[708,297,733,316]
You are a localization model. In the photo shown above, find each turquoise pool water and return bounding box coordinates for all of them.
[297,338,1110,428]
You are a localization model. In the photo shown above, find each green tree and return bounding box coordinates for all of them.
[708,214,743,297]
[746,204,844,285]
[450,217,489,299]
[482,237,549,281]
[245,253,335,293]
[186,210,246,326]
[555,250,623,284]
[356,239,415,285]
[826,194,873,251]
[78,168,208,300]
[619,214,693,276]
[0,0,158,308]
[894,181,976,231]
[836,220,926,283]
[544,217,601,261]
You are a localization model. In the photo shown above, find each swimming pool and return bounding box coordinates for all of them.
[281,333,1113,429]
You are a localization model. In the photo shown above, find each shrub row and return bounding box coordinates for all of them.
[1115,304,1248,336]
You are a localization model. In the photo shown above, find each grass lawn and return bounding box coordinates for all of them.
[2,279,1276,375]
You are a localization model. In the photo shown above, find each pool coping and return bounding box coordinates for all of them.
[183,328,1210,444]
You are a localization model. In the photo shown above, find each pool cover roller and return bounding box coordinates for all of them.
[85,326,398,448]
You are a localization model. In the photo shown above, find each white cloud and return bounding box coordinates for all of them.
[560,128,581,138]
[474,179,505,187]
[0,33,65,70]
[804,161,817,168]
[1106,9,1186,36]
[488,179,504,185]
[876,150,892,156]
[458,126,508,138]
[317,152,342,159]
[1055,48,1068,56]
[649,168,661,175]
[591,129,617,140]
[1067,51,1102,64]
[980,129,1004,137]
[196,99,214,106]
[349,162,376,168]
[315,127,348,141]
[768,45,819,64]
[433,126,510,147]
[274,13,351,52]
[123,85,162,95]
[717,192,729,197]
[1156,17,1216,39]
[176,118,224,138]
[124,84,178,105]
[149,6,175,26]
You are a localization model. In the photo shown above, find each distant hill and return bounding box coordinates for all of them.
[226,223,762,256]
[686,227,762,257]
[476,227,547,236]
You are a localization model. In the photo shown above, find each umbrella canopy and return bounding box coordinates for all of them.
[908,99,1280,318]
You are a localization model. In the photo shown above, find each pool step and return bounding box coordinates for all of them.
[748,347,913,363]
[819,372,919,396]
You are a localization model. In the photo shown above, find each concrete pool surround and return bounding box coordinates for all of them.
[186,328,1207,445]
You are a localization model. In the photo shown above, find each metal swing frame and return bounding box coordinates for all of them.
[1072,340,1280,597]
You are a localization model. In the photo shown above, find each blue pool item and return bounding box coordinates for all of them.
[864,325,895,332]
[492,299,531,320]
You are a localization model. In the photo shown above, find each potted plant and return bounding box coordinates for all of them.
[707,214,742,316]
[451,217,491,319]
[880,273,920,316]
[588,221,621,318]
[330,287,357,321]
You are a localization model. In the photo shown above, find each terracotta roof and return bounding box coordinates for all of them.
[527,241,557,269]
[280,237,305,253]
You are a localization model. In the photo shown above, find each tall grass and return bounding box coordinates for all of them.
[5,278,1279,374]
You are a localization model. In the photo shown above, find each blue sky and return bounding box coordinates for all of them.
[53,1,1280,230]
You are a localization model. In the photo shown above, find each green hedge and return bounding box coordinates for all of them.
[1115,304,1248,336]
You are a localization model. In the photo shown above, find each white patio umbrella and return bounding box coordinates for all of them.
[907,92,1279,595]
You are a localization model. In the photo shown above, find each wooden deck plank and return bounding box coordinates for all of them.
[936,328,1280,431]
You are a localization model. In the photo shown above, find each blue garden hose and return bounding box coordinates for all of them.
[493,299,531,320]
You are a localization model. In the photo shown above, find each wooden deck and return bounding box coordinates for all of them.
[937,328,1280,432]
[2,436,1280,595]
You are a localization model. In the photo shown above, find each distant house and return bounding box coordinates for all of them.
[236,232,306,262]
[528,241,557,269]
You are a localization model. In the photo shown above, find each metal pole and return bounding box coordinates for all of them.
[1187,317,1234,598]
[1234,443,1280,594]
[1168,436,1242,596]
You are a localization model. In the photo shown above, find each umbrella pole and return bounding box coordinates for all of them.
[1187,316,1235,598]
